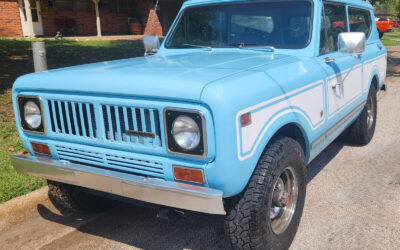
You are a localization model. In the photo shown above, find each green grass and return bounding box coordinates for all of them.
[381,29,400,46]
[0,89,46,202]
[0,38,144,203]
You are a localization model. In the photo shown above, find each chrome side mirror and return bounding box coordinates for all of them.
[143,36,160,56]
[338,32,366,54]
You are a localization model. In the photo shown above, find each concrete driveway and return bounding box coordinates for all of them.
[0,47,399,250]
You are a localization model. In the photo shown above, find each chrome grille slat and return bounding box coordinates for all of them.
[105,105,114,140]
[71,102,80,136]
[56,147,103,159]
[131,108,138,143]
[55,146,165,177]
[107,161,163,174]
[64,102,72,134]
[86,103,94,138]
[105,155,163,170]
[58,151,104,163]
[122,107,130,143]
[47,99,163,148]
[48,100,97,138]
[114,106,122,142]
[78,103,86,137]
[101,104,162,147]
[57,101,66,133]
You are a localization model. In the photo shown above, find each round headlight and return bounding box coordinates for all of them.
[23,101,42,129]
[172,115,201,150]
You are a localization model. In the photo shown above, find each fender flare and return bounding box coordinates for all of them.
[367,66,380,91]
[240,109,313,169]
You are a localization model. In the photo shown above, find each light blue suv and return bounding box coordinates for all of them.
[12,0,386,248]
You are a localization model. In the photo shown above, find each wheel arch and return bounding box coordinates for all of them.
[246,115,311,174]
[266,122,309,161]
[226,119,310,197]
[371,74,379,92]
[368,67,380,92]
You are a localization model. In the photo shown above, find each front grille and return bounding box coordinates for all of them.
[101,105,162,147]
[48,100,97,138]
[56,146,164,177]
[46,98,164,149]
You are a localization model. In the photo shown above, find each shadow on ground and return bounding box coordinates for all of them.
[387,47,400,78]
[34,139,347,249]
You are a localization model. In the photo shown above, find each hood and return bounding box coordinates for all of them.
[13,51,293,102]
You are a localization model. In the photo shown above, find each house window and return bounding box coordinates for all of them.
[108,0,128,13]
[56,0,73,11]
[55,0,91,12]
[75,0,90,12]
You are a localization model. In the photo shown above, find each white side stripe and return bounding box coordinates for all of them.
[236,54,386,161]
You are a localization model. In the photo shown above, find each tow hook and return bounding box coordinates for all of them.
[157,207,185,224]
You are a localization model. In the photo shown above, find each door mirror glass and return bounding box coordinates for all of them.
[338,32,366,54]
[143,36,160,55]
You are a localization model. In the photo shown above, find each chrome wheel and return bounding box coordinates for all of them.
[366,95,375,130]
[269,166,298,235]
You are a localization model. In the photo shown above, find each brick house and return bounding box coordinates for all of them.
[0,0,183,38]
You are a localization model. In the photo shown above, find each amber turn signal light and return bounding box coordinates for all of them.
[173,166,205,184]
[31,142,51,156]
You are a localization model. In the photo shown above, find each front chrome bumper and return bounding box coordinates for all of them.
[11,154,225,215]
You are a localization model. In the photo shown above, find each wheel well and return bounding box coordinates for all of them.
[269,123,307,158]
[371,75,378,91]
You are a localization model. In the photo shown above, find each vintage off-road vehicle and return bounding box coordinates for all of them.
[12,0,386,249]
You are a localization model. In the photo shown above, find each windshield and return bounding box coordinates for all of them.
[166,1,312,49]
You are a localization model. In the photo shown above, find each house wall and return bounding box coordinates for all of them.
[39,0,131,36]
[0,0,178,37]
[0,0,23,37]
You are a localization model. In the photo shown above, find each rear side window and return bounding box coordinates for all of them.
[320,3,348,55]
[348,7,372,39]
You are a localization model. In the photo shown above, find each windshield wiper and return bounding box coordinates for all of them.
[229,43,275,52]
[178,44,213,51]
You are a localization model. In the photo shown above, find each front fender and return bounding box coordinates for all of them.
[205,109,313,198]
[201,70,323,197]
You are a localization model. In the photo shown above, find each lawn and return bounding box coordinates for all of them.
[0,38,144,203]
[381,29,400,46]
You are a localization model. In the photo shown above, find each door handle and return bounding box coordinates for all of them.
[331,81,342,89]
[377,44,383,50]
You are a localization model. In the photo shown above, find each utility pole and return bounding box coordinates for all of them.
[32,42,47,72]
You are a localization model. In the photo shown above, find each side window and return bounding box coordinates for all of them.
[348,7,372,39]
[320,3,348,55]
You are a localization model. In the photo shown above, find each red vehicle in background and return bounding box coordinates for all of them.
[376,18,394,38]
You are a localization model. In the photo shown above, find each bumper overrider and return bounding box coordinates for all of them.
[11,154,225,215]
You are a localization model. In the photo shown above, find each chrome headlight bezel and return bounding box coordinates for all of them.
[164,108,207,158]
[17,95,46,135]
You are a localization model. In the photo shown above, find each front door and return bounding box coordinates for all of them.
[317,2,364,127]
[18,0,44,37]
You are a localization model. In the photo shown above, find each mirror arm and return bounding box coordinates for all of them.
[328,54,361,88]
[323,53,361,64]
[144,50,157,56]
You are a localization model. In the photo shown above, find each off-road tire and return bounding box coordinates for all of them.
[344,84,377,145]
[379,31,384,39]
[224,137,306,250]
[48,180,118,212]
